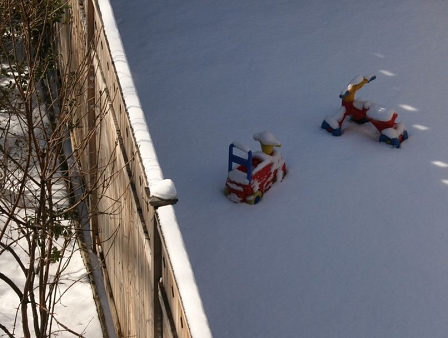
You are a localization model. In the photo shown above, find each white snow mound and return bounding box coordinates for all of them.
[253,131,281,146]
[150,179,178,200]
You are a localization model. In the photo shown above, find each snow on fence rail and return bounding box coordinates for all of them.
[58,0,212,337]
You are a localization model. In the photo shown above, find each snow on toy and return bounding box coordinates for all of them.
[321,74,408,148]
[224,131,287,205]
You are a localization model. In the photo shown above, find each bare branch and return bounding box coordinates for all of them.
[0,271,24,300]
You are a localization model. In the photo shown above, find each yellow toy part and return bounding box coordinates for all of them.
[340,74,376,102]
[246,191,263,205]
[253,131,282,155]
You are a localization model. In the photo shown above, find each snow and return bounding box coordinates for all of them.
[346,74,375,89]
[97,0,211,336]
[227,169,249,185]
[149,178,178,200]
[367,104,397,122]
[382,123,407,139]
[106,0,448,337]
[231,140,251,153]
[0,195,103,338]
[325,107,346,129]
[353,100,367,110]
[97,0,166,184]
[0,68,104,336]
[252,149,283,176]
[253,131,281,147]
[342,75,365,95]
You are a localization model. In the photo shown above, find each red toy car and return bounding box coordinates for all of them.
[224,133,287,205]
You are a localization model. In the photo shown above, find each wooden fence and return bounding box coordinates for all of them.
[57,0,212,337]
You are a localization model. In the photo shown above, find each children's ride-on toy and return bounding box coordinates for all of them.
[224,131,287,205]
[321,74,408,148]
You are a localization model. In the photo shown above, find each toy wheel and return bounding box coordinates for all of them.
[247,191,263,205]
[223,186,229,196]
[402,130,409,141]
[379,134,400,148]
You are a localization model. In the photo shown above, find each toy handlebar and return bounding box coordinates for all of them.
[339,74,377,98]
[339,91,349,99]
[366,74,376,83]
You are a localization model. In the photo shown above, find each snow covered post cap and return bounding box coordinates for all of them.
[253,131,281,155]
[146,179,178,208]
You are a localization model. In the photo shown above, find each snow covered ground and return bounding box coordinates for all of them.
[0,66,103,338]
[0,191,103,338]
[108,0,448,337]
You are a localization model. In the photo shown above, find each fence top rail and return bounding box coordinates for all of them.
[95,0,213,336]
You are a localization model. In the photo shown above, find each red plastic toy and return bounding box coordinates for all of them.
[321,74,408,148]
[224,132,287,205]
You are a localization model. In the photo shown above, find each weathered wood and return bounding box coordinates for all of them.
[56,1,204,337]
